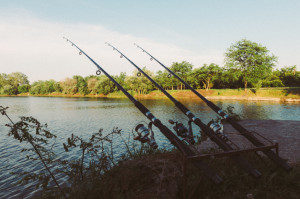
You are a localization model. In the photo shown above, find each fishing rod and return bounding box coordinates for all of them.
[106,43,262,178]
[134,44,292,171]
[62,37,223,184]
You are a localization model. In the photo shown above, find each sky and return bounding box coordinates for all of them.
[0,0,299,82]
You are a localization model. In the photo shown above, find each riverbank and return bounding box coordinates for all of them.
[70,119,300,199]
[1,87,300,102]
[39,119,299,199]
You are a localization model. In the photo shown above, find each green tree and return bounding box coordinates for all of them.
[125,68,154,94]
[225,39,277,91]
[96,75,116,95]
[214,68,243,89]
[18,84,30,93]
[115,72,127,91]
[60,78,77,94]
[87,77,99,94]
[73,75,88,95]
[170,61,193,90]
[3,85,15,95]
[155,70,173,90]
[0,74,9,89]
[278,66,300,87]
[191,63,222,90]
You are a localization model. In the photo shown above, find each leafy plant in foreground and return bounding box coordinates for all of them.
[2,109,66,198]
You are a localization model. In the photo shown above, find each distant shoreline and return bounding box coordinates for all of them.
[1,88,300,103]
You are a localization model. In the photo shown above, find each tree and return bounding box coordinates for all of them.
[73,75,88,95]
[3,85,15,95]
[115,72,127,91]
[155,70,174,90]
[191,63,222,90]
[18,84,30,93]
[278,66,300,87]
[60,78,77,94]
[96,75,115,95]
[125,68,154,94]
[225,39,277,91]
[170,61,193,90]
[0,73,9,89]
[87,77,98,94]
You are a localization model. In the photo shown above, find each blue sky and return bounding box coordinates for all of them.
[0,0,299,81]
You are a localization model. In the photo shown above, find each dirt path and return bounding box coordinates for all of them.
[197,120,300,163]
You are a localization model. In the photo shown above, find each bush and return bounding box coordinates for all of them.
[18,84,30,93]
[263,79,284,87]
[3,84,16,95]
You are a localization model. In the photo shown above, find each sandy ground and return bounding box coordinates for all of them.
[197,120,300,163]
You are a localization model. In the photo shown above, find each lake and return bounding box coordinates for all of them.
[0,96,299,198]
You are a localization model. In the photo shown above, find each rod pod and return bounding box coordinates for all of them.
[134,44,292,171]
[62,37,223,184]
[106,43,262,178]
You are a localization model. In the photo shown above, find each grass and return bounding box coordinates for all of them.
[1,87,299,100]
[52,149,299,199]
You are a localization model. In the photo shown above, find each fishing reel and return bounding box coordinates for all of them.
[134,122,158,149]
[207,120,228,141]
[169,119,195,145]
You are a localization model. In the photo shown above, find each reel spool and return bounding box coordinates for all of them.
[169,119,195,144]
[207,121,228,141]
[169,119,188,138]
[134,122,158,149]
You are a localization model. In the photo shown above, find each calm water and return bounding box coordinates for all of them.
[0,97,299,198]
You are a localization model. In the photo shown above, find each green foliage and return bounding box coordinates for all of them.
[0,60,298,96]
[73,75,88,95]
[225,39,278,90]
[2,84,15,95]
[30,80,61,95]
[190,63,221,90]
[96,75,116,95]
[278,65,300,87]
[170,61,193,90]
[0,72,29,95]
[18,84,30,93]
[60,78,77,94]
[125,68,155,94]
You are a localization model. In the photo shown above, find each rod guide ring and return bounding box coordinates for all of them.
[96,70,101,75]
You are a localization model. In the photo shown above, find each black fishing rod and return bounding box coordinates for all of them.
[62,37,223,184]
[134,44,292,171]
[106,43,262,178]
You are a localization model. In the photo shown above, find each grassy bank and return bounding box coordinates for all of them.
[108,87,300,101]
[1,87,299,102]
[43,149,299,199]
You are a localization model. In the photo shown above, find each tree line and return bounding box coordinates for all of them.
[0,39,299,96]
